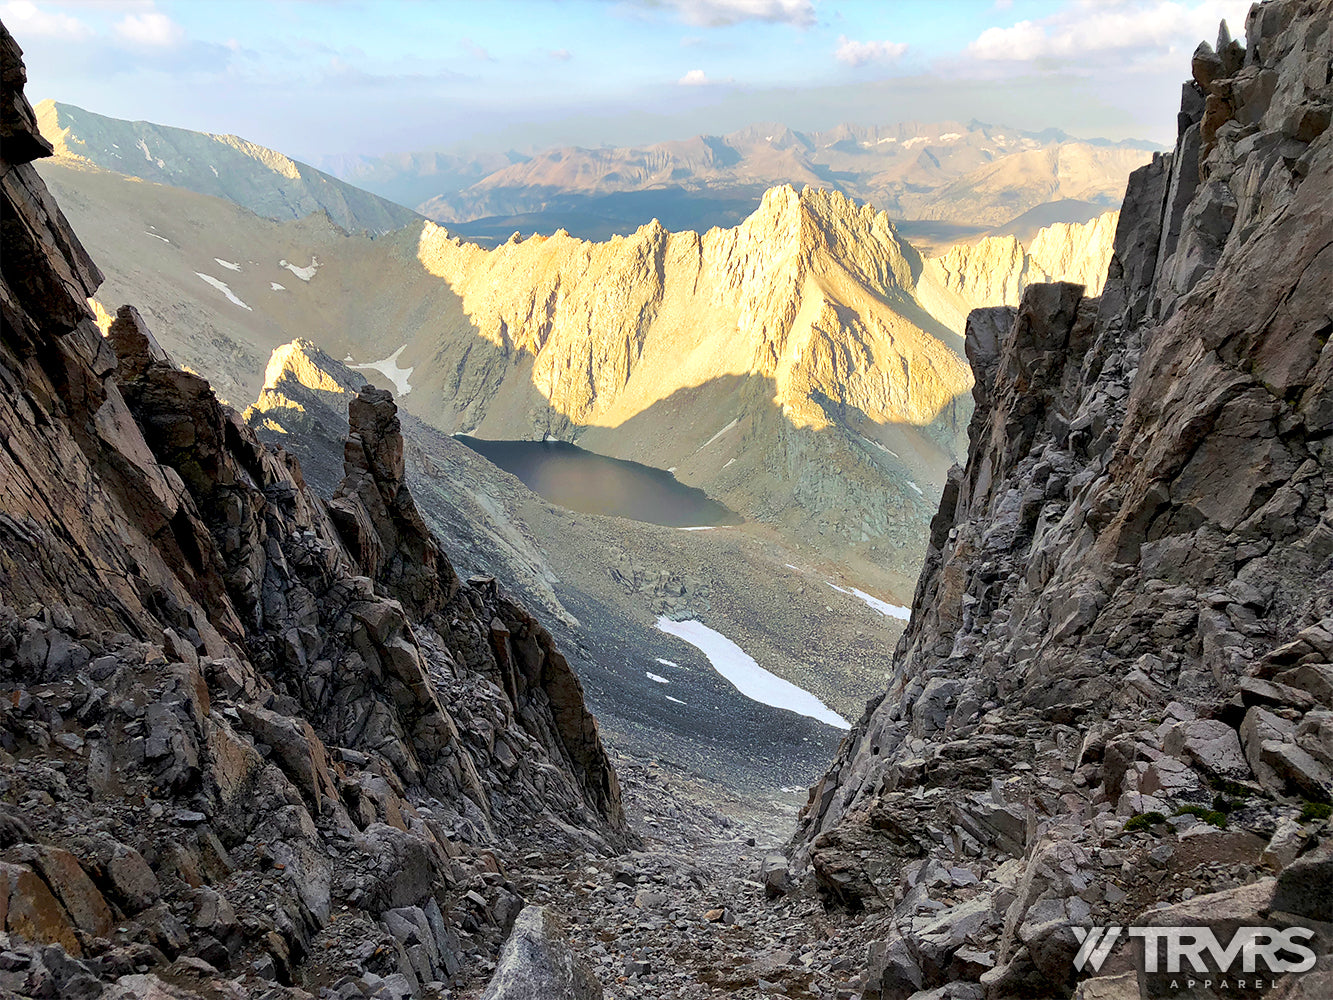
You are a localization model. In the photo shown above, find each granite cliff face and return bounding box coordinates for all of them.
[0,24,625,1000]
[401,186,1119,580]
[917,211,1118,335]
[797,2,1333,998]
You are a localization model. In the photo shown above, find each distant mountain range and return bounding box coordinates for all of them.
[37,100,1154,253]
[320,120,1157,248]
[36,100,422,235]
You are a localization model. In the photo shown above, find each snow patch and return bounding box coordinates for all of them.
[939,132,962,141]
[826,583,910,621]
[702,417,738,449]
[195,273,251,311]
[665,695,686,705]
[144,231,170,243]
[279,257,319,281]
[270,282,286,291]
[903,136,928,149]
[906,480,924,496]
[210,164,218,177]
[214,258,241,271]
[679,526,715,531]
[655,658,680,669]
[350,345,414,397]
[654,617,850,730]
[646,672,670,684]
[859,433,900,459]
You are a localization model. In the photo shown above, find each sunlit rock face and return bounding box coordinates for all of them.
[797,2,1333,997]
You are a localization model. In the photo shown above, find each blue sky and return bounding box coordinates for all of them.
[4,0,1252,162]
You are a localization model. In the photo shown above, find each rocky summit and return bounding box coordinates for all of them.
[0,1,1332,1000]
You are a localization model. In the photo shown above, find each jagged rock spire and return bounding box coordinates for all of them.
[330,384,461,619]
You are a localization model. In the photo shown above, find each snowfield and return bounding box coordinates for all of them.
[350,345,414,396]
[826,582,910,621]
[194,273,251,311]
[279,257,320,281]
[654,617,850,730]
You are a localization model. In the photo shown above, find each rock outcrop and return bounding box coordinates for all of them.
[797,2,1333,998]
[0,22,624,999]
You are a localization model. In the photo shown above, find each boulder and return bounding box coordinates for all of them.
[760,854,790,898]
[1274,664,1333,708]
[1131,880,1279,998]
[1161,718,1252,781]
[1272,841,1333,921]
[5,845,114,937]
[0,861,81,955]
[480,905,601,1000]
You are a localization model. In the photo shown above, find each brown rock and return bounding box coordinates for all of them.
[0,860,81,955]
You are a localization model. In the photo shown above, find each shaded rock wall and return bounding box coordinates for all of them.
[796,2,1333,997]
[0,21,624,998]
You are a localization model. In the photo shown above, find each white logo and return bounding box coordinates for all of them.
[1072,926,1316,975]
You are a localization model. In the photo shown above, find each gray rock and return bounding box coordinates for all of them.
[481,905,601,1000]
[1161,718,1251,781]
[760,855,790,898]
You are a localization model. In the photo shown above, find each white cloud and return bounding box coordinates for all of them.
[462,38,494,61]
[1,0,93,39]
[550,48,572,60]
[968,0,1250,62]
[678,68,711,85]
[835,35,909,67]
[113,10,185,47]
[653,0,814,28]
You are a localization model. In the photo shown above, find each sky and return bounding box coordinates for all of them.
[3,0,1253,165]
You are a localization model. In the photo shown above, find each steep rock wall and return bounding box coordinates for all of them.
[796,3,1333,998]
[0,24,625,997]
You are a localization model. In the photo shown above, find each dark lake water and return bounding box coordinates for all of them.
[455,436,743,528]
